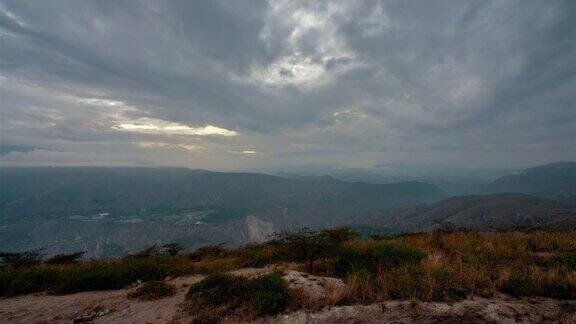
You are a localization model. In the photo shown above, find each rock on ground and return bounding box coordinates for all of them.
[282,270,346,300]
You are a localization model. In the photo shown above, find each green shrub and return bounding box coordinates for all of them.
[188,244,227,262]
[235,244,273,268]
[0,249,44,267]
[540,279,575,299]
[185,272,244,303]
[250,250,268,268]
[183,272,290,322]
[0,267,61,296]
[127,245,160,258]
[501,273,537,297]
[383,265,428,300]
[162,243,184,256]
[45,251,86,265]
[127,281,177,300]
[50,257,170,294]
[553,251,576,270]
[1,254,200,296]
[335,242,424,276]
[429,268,469,301]
[251,273,290,316]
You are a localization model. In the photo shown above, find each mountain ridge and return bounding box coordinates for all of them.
[0,167,446,257]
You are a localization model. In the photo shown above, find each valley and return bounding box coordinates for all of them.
[0,162,574,258]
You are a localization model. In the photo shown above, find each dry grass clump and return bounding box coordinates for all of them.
[337,230,576,303]
[191,256,243,274]
[127,280,177,300]
[324,280,349,305]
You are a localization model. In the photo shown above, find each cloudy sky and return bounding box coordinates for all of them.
[0,0,574,175]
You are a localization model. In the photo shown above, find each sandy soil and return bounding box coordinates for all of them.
[0,275,202,324]
[1,269,575,324]
[0,268,270,324]
[259,296,576,323]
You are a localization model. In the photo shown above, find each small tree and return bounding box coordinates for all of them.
[272,227,354,272]
[323,227,359,243]
[0,249,44,267]
[273,229,321,272]
[188,244,226,261]
[162,243,183,256]
[46,251,86,264]
[127,244,159,258]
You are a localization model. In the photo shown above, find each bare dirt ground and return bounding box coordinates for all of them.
[0,268,269,324]
[259,297,576,324]
[0,275,203,324]
[1,269,575,324]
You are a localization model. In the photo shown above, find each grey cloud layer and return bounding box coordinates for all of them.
[0,0,574,172]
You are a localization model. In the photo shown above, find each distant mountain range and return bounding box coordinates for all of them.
[278,162,576,200]
[0,167,444,257]
[354,193,575,233]
[486,162,576,206]
[0,162,573,257]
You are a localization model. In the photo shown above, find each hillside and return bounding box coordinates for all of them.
[356,193,576,233]
[0,167,445,256]
[1,230,575,323]
[486,162,576,206]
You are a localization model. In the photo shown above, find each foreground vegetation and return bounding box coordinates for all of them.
[182,272,290,322]
[1,229,575,314]
[127,280,177,300]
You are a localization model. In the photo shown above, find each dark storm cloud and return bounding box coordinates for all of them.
[0,0,574,172]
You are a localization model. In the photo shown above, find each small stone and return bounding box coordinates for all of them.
[73,314,95,323]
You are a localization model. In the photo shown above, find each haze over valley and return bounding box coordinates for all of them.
[1,162,574,257]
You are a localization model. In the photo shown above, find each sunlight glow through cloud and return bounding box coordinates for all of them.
[113,118,237,136]
[229,150,258,155]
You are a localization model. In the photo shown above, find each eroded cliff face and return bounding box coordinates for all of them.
[246,215,275,243]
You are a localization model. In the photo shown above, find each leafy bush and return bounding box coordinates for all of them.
[554,251,576,270]
[51,257,170,294]
[235,243,278,268]
[0,267,61,296]
[127,245,160,258]
[540,278,575,299]
[272,227,356,272]
[127,281,177,300]
[45,251,86,265]
[162,243,184,256]
[334,242,424,276]
[188,244,227,262]
[250,250,269,268]
[428,268,469,301]
[0,255,198,296]
[185,272,244,303]
[501,273,537,297]
[183,272,290,322]
[0,249,44,267]
[251,273,290,316]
